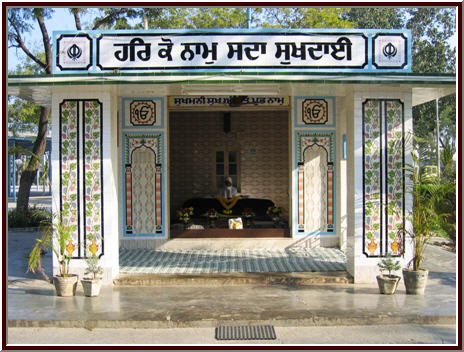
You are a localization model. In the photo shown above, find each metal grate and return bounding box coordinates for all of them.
[215,325,276,340]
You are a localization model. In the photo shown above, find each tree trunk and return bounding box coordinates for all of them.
[16,106,50,212]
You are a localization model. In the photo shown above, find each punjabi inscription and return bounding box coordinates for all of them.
[95,34,367,70]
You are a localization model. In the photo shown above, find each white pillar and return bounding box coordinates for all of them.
[51,89,119,284]
[348,90,414,283]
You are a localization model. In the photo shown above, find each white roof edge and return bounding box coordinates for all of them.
[8,73,456,85]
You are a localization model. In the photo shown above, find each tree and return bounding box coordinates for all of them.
[406,8,456,74]
[342,8,404,29]
[8,7,144,211]
[8,8,53,212]
[406,8,456,170]
[8,97,40,137]
[260,8,356,28]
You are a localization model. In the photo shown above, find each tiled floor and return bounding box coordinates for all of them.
[119,247,346,274]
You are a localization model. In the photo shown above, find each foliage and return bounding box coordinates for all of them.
[378,253,401,277]
[401,145,450,271]
[144,8,190,29]
[186,8,249,28]
[8,206,51,228]
[8,97,40,136]
[266,206,284,217]
[434,142,456,244]
[260,8,356,29]
[342,8,404,29]
[177,207,194,221]
[28,212,75,282]
[406,8,456,74]
[84,255,104,280]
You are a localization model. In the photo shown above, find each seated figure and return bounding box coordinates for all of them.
[217,176,238,199]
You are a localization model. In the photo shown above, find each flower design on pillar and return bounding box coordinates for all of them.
[89,240,99,256]
[60,100,79,257]
[385,100,404,256]
[66,240,75,257]
[83,100,103,257]
[363,100,382,257]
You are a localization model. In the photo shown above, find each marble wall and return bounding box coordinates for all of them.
[169,110,289,218]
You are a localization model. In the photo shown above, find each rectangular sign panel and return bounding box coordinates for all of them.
[53,30,411,73]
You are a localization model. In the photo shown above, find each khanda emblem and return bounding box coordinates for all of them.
[383,42,397,59]
[302,99,328,124]
[67,44,82,61]
[130,100,156,126]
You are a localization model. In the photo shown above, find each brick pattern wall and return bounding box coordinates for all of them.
[169,110,289,218]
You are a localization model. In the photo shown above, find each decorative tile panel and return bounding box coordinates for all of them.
[302,99,328,124]
[59,99,104,258]
[296,131,335,234]
[122,98,163,129]
[297,133,335,163]
[385,100,405,255]
[123,134,163,235]
[297,164,305,232]
[295,97,335,127]
[83,100,103,257]
[362,100,382,257]
[59,101,80,257]
[362,99,405,257]
[130,100,156,126]
[303,145,328,232]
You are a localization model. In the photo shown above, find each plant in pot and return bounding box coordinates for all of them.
[400,149,449,295]
[376,253,402,294]
[28,213,78,296]
[177,207,194,229]
[81,254,104,297]
[266,205,284,227]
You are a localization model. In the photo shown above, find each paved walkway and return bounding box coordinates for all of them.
[8,194,52,211]
[119,247,346,274]
[7,230,457,337]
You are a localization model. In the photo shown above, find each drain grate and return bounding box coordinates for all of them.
[215,325,276,340]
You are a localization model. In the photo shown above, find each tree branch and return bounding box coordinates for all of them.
[71,8,82,30]
[92,9,128,30]
[10,24,47,70]
[34,11,52,74]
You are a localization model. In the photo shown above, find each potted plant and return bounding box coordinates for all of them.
[81,255,103,297]
[376,253,402,294]
[266,206,284,226]
[28,213,78,296]
[400,149,449,295]
[177,207,194,227]
[242,208,255,228]
[207,208,218,228]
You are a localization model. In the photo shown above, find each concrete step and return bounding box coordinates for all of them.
[113,271,353,286]
[158,238,334,250]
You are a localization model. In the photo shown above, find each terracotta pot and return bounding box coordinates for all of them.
[402,269,429,295]
[53,274,78,297]
[81,278,102,297]
[376,274,401,294]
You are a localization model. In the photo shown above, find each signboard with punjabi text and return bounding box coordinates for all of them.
[53,30,411,73]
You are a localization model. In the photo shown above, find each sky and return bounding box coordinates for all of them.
[8,8,98,71]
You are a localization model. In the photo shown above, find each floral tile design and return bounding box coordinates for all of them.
[123,134,163,236]
[385,100,404,255]
[60,100,80,257]
[59,100,103,258]
[362,99,404,257]
[297,132,335,234]
[362,100,382,257]
[83,100,103,257]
